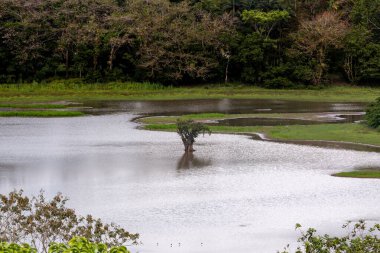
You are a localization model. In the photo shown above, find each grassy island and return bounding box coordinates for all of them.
[140,114,380,147]
[333,170,380,179]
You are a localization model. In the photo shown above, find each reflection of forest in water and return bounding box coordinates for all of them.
[177,153,212,170]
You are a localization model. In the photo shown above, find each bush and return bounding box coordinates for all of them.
[264,77,295,89]
[0,190,138,253]
[365,97,380,128]
[261,63,312,89]
[0,242,36,253]
[281,221,380,253]
[0,237,129,253]
[49,237,130,253]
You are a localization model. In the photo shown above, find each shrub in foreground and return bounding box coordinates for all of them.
[0,190,138,253]
[366,97,380,129]
[49,237,130,253]
[0,237,129,253]
[280,221,380,253]
[0,242,36,253]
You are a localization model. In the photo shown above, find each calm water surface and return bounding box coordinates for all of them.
[0,100,379,253]
[82,99,365,115]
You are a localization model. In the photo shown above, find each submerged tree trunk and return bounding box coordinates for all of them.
[184,143,194,153]
[182,138,195,153]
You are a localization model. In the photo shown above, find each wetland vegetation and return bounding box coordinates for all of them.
[1,83,380,103]
[0,99,84,117]
[0,111,84,117]
[0,103,67,109]
[141,115,380,146]
[1,0,380,251]
[0,190,138,253]
[333,169,380,179]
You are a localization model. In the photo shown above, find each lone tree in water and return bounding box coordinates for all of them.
[176,119,211,153]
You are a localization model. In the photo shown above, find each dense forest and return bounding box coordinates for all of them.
[0,0,379,87]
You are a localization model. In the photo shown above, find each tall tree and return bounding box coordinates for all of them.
[290,11,349,85]
[242,9,290,39]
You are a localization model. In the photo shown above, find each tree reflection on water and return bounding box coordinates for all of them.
[176,153,212,170]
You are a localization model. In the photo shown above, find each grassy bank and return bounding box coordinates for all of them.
[0,111,85,117]
[1,81,380,103]
[143,123,380,147]
[333,170,380,179]
[0,103,67,109]
[0,100,84,117]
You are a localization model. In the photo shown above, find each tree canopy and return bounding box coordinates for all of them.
[0,0,379,87]
[176,119,211,153]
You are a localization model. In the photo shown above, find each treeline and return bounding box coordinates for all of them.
[0,0,379,87]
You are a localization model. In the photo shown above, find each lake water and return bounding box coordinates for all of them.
[0,99,379,253]
[82,99,365,115]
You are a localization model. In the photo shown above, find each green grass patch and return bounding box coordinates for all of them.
[0,80,166,91]
[144,123,380,146]
[144,124,177,131]
[0,111,85,117]
[250,123,380,146]
[0,103,66,109]
[0,82,379,103]
[333,170,380,179]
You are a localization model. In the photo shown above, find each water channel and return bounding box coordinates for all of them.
[0,99,379,253]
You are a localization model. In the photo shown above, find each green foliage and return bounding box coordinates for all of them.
[333,170,380,179]
[242,9,290,24]
[0,0,379,86]
[280,221,380,253]
[0,237,129,253]
[0,111,84,118]
[263,77,294,89]
[344,26,380,84]
[176,119,211,152]
[0,104,66,109]
[49,237,130,253]
[262,63,312,88]
[237,33,266,83]
[237,33,280,84]
[341,0,380,85]
[351,0,380,39]
[0,80,166,91]
[0,242,37,253]
[193,0,283,15]
[0,191,138,253]
[242,9,290,37]
[365,97,380,129]
[0,0,234,84]
[146,122,380,146]
[0,83,379,103]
